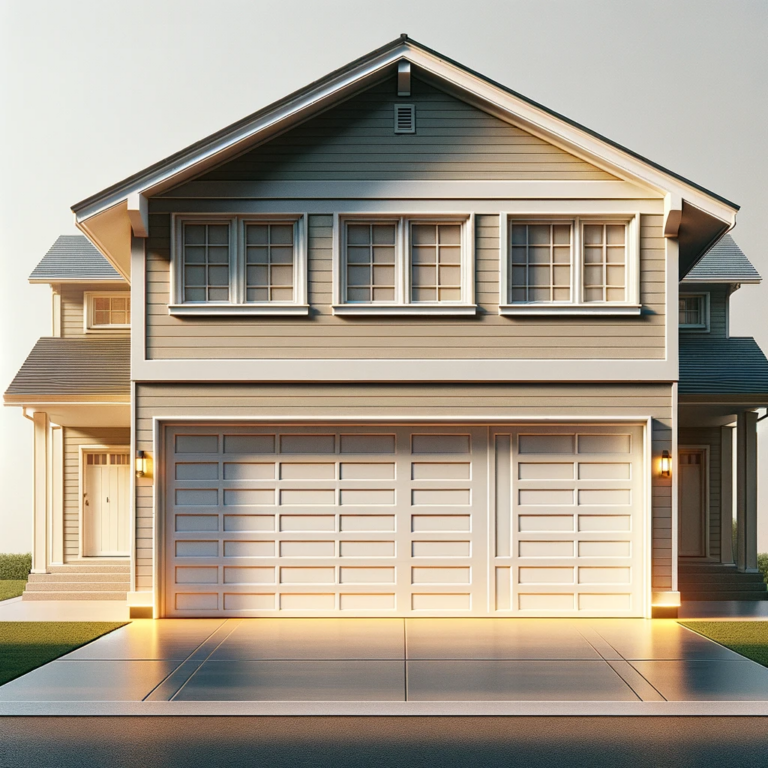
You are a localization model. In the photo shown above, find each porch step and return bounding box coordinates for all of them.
[25,581,129,592]
[681,590,768,602]
[678,561,768,602]
[48,563,129,574]
[28,572,130,584]
[22,591,128,601]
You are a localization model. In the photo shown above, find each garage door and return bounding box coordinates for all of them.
[162,423,646,617]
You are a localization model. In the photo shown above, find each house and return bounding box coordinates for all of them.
[5,36,767,619]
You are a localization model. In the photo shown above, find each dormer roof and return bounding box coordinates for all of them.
[29,235,123,283]
[683,234,761,284]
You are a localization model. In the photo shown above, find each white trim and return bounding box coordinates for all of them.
[132,235,147,376]
[168,304,310,316]
[83,291,131,332]
[678,444,711,559]
[499,305,641,316]
[644,416,653,618]
[671,381,679,593]
[129,381,137,596]
[332,304,477,316]
[665,237,679,378]
[678,292,710,332]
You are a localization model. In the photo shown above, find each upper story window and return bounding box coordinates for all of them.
[84,292,130,331]
[334,216,475,315]
[501,216,640,315]
[679,293,709,330]
[171,215,308,315]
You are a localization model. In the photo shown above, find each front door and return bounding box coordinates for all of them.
[678,449,706,557]
[83,452,131,557]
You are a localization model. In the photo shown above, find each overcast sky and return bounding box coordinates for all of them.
[1,0,767,552]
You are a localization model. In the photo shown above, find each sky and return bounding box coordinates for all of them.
[1,0,767,553]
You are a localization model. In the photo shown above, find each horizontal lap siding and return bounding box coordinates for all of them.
[145,213,665,359]
[60,285,131,338]
[134,383,673,592]
[681,285,728,338]
[63,427,131,561]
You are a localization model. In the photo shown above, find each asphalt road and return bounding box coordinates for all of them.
[2,717,768,767]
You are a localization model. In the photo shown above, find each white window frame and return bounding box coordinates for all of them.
[169,213,308,316]
[83,291,131,332]
[499,213,641,316]
[332,213,476,315]
[679,292,710,331]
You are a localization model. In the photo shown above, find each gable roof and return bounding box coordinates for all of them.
[683,234,761,284]
[679,337,768,398]
[29,235,123,283]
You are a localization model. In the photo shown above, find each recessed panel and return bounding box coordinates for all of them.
[223,514,275,532]
[578,541,631,557]
[340,515,395,531]
[175,540,218,557]
[280,463,335,480]
[280,593,335,610]
[578,593,632,610]
[176,514,218,532]
[578,515,631,532]
[224,540,275,558]
[280,434,335,454]
[340,567,395,584]
[340,540,395,557]
[280,489,335,505]
[519,434,574,454]
[340,489,395,505]
[578,489,631,506]
[518,463,574,480]
[280,515,336,532]
[340,593,395,610]
[412,541,470,557]
[518,515,573,532]
[412,434,470,454]
[223,434,275,454]
[176,489,218,506]
[340,434,396,454]
[340,463,395,480]
[176,435,217,454]
[412,515,471,532]
[175,567,218,584]
[223,593,275,610]
[518,489,574,506]
[176,463,218,481]
[223,567,275,584]
[412,567,470,584]
[280,567,336,584]
[518,567,575,584]
[518,593,574,610]
[579,567,631,584]
[412,463,471,480]
[578,434,631,454]
[280,540,335,557]
[224,489,275,506]
[518,540,573,558]
[411,489,470,506]
[578,463,631,480]
[176,593,218,611]
[412,593,470,610]
[223,463,275,480]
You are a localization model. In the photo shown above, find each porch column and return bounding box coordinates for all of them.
[32,411,49,574]
[736,410,758,572]
[50,425,64,565]
[720,425,734,565]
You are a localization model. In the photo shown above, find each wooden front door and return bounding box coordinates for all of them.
[679,449,706,557]
[83,452,130,557]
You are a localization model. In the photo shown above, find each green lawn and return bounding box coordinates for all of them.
[0,580,27,602]
[680,621,768,667]
[0,622,128,686]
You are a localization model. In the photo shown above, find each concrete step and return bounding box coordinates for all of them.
[25,581,130,593]
[679,573,766,586]
[682,590,768,602]
[678,563,741,573]
[679,581,767,594]
[49,564,130,574]
[28,572,131,584]
[22,591,128,602]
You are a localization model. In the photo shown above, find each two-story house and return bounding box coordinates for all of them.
[6,37,767,619]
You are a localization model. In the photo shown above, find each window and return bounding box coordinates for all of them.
[171,215,307,315]
[502,216,639,314]
[84,292,131,331]
[679,293,708,330]
[335,216,475,315]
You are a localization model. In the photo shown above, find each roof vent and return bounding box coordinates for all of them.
[394,104,415,134]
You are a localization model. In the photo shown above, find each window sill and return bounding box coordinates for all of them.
[85,327,131,334]
[168,304,310,317]
[332,304,478,317]
[499,304,642,317]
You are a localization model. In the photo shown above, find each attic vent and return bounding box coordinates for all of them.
[394,104,415,134]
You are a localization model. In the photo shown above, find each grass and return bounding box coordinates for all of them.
[680,621,768,667]
[0,581,27,602]
[0,622,128,686]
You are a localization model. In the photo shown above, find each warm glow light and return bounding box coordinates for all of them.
[660,449,671,478]
[135,450,146,478]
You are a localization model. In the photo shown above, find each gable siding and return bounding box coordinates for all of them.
[195,76,618,182]
[60,284,130,338]
[145,212,665,361]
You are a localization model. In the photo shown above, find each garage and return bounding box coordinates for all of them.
[161,423,646,617]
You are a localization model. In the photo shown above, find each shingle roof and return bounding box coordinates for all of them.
[684,234,761,283]
[29,235,122,282]
[4,337,130,398]
[679,337,768,396]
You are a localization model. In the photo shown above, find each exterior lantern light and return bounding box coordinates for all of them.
[135,450,146,478]
[660,449,671,478]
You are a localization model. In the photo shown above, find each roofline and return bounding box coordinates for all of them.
[3,397,130,406]
[681,277,761,285]
[28,278,126,285]
[72,35,739,223]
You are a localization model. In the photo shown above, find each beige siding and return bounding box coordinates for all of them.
[145,213,666,360]
[194,76,618,182]
[679,427,723,560]
[60,284,130,338]
[63,426,130,561]
[134,383,673,593]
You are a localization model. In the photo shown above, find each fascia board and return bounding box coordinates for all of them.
[28,278,127,285]
[681,277,761,285]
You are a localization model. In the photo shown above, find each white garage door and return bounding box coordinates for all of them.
[162,423,646,617]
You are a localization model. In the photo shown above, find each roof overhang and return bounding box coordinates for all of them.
[71,36,739,281]
[6,400,130,429]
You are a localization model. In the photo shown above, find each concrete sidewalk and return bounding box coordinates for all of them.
[2,617,768,714]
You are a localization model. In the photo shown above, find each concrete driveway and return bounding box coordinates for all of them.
[3,617,768,712]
